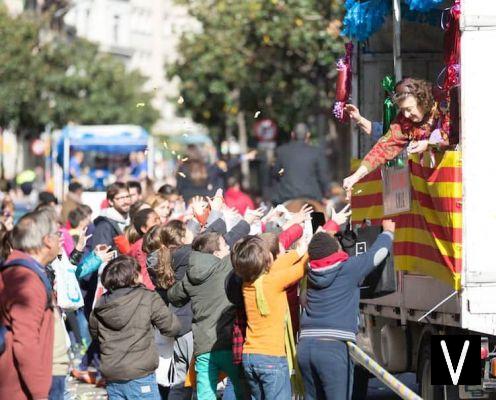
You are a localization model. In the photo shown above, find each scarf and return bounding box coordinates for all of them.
[254,275,270,316]
[309,251,349,270]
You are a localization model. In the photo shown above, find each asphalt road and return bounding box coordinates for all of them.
[68,372,419,399]
[367,373,419,399]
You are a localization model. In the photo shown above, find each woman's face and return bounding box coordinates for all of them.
[143,211,161,234]
[154,201,171,223]
[397,95,425,123]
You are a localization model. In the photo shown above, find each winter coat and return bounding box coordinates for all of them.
[224,187,254,215]
[300,232,393,343]
[82,208,130,317]
[0,250,54,400]
[167,251,236,357]
[89,286,181,381]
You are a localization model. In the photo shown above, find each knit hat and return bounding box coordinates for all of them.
[308,232,340,261]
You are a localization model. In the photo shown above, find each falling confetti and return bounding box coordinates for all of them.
[177,96,184,104]
[177,154,181,160]
[172,150,176,155]
[178,172,186,178]
[183,133,189,137]
[354,189,363,194]
[254,111,261,119]
[136,102,145,108]
[182,157,189,162]
[163,141,168,149]
[278,168,284,175]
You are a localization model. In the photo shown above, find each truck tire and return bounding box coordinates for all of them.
[419,345,444,400]
[352,365,370,400]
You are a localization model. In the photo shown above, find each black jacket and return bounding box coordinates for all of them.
[147,217,249,337]
[89,286,180,381]
[272,140,330,203]
[167,219,250,356]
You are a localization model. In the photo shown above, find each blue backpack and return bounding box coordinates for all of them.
[0,258,52,355]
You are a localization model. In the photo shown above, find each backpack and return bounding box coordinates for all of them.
[0,258,52,355]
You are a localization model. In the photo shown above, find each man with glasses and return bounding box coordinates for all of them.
[90,182,131,251]
[74,182,132,386]
[0,209,61,400]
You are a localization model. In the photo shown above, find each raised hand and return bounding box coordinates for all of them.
[330,204,352,226]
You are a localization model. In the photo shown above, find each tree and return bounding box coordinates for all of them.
[166,0,345,143]
[0,7,160,136]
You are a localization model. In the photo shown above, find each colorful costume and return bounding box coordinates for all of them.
[361,103,450,172]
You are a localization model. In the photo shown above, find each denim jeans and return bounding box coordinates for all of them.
[297,338,354,400]
[106,373,161,400]
[242,353,291,400]
[49,375,66,400]
[195,350,243,400]
[75,308,91,347]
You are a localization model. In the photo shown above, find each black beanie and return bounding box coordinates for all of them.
[308,232,340,261]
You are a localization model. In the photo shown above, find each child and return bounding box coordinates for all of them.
[167,228,249,400]
[231,235,308,399]
[297,219,395,400]
[89,256,181,399]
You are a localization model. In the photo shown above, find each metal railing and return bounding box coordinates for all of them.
[347,341,423,400]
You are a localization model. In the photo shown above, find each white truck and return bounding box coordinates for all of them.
[349,1,496,399]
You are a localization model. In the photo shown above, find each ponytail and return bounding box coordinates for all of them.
[156,246,176,289]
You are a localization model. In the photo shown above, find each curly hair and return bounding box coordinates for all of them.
[393,78,435,114]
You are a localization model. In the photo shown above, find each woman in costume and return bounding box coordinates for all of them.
[343,77,451,192]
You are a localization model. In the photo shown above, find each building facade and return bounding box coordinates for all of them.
[64,0,204,135]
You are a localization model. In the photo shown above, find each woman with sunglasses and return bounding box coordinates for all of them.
[343,78,452,192]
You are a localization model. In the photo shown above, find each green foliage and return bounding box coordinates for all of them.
[0,7,159,134]
[167,0,345,139]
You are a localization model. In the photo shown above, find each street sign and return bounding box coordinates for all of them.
[381,151,411,216]
[254,118,278,142]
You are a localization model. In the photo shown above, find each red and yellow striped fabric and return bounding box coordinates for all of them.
[351,151,462,290]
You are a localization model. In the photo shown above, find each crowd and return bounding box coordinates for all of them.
[0,172,394,400]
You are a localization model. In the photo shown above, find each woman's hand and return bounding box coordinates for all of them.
[344,104,361,122]
[75,227,92,252]
[407,140,429,154]
[95,245,113,264]
[343,165,369,196]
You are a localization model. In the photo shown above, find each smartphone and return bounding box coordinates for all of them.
[96,244,110,252]
[310,211,326,233]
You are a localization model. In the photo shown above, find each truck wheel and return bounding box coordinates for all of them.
[419,347,444,400]
[352,365,370,400]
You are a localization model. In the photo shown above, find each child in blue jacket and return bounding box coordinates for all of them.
[297,219,395,400]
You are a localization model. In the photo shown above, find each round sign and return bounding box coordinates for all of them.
[254,119,278,142]
[31,139,45,156]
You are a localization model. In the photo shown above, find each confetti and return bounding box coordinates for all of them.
[254,111,261,118]
[136,102,145,108]
[278,168,284,175]
[163,141,168,149]
[178,172,186,178]
[172,150,176,155]
[181,157,189,162]
[183,133,189,137]
[177,96,184,104]
[177,154,181,160]
[354,189,363,194]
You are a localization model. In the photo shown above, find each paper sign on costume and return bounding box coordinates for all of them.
[381,151,411,216]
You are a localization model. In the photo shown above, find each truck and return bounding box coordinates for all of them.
[345,1,496,399]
